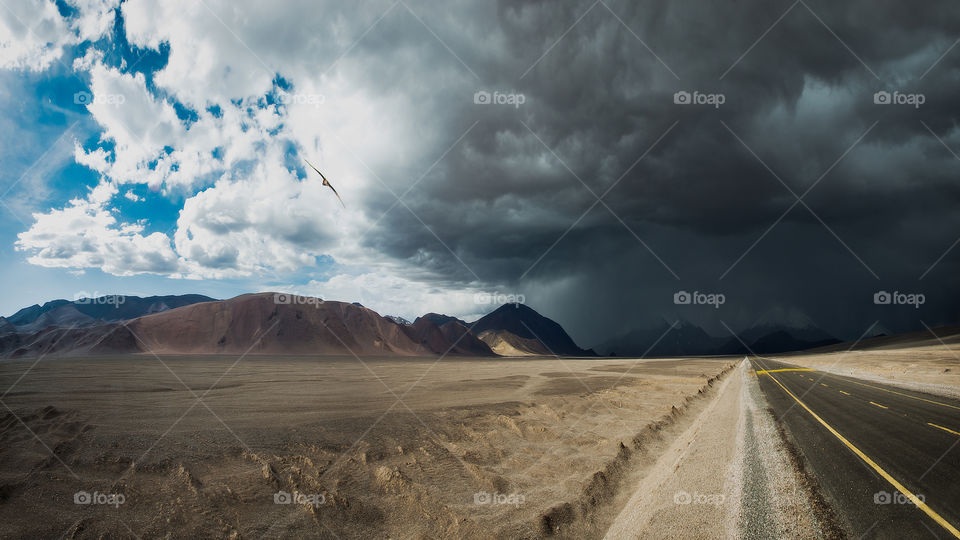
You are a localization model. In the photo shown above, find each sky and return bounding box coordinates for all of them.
[0,0,958,348]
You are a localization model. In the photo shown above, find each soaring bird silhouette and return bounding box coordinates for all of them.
[304,159,345,208]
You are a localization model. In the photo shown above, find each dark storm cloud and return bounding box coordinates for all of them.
[347,0,960,345]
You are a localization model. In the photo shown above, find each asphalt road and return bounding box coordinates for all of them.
[751,357,960,539]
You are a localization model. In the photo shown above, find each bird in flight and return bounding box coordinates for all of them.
[304,159,345,208]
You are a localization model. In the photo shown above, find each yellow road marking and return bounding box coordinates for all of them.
[870,401,888,409]
[821,383,829,387]
[929,423,960,437]
[758,369,960,538]
[839,390,850,396]
[758,361,960,411]
[846,380,960,412]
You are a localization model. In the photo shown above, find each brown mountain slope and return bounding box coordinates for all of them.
[119,293,495,356]
[403,317,495,356]
[0,294,587,358]
[124,293,424,355]
[0,324,137,358]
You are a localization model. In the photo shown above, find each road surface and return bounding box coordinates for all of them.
[751,357,960,539]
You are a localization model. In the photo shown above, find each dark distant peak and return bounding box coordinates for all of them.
[473,303,554,336]
[748,329,840,354]
[417,313,467,327]
[0,316,15,335]
[42,299,73,310]
[352,302,364,307]
[488,302,531,315]
[6,304,41,325]
[674,318,698,329]
[472,302,592,356]
[385,315,411,325]
[7,300,71,325]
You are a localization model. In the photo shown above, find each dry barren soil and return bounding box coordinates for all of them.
[0,354,734,538]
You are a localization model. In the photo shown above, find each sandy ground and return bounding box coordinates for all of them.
[0,354,736,538]
[785,344,960,400]
[605,361,833,539]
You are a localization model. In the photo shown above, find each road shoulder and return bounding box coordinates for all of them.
[604,360,836,539]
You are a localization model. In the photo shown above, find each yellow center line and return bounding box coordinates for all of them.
[839,390,851,396]
[870,401,888,409]
[821,383,829,387]
[755,368,815,374]
[759,362,960,411]
[756,364,960,538]
[845,380,960,412]
[929,423,960,437]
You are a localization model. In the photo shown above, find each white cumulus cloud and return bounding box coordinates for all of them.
[15,181,180,275]
[0,0,118,71]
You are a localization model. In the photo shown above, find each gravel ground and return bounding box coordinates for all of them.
[738,364,835,538]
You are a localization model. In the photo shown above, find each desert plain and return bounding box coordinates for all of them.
[5,329,956,539]
[0,354,739,538]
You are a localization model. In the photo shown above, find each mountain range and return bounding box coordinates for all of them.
[0,293,869,359]
[0,293,593,359]
[5,294,216,333]
[592,319,841,357]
